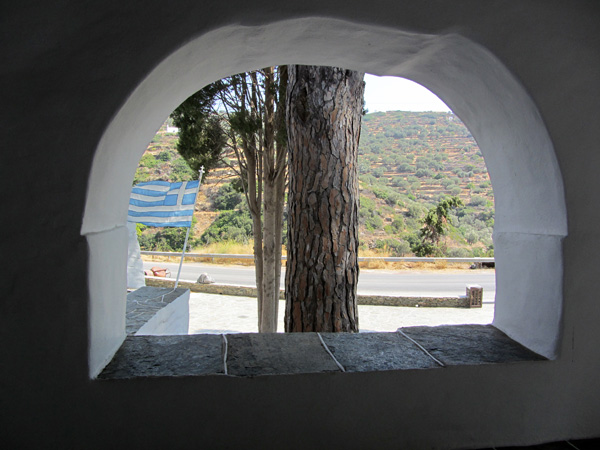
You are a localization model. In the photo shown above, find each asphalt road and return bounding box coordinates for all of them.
[143,261,496,301]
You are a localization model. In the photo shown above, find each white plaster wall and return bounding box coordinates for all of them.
[126,222,146,289]
[493,232,564,358]
[136,290,190,336]
[81,21,566,237]
[87,227,128,377]
[83,18,566,369]
[3,2,600,449]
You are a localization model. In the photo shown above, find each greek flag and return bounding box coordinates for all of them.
[128,180,200,228]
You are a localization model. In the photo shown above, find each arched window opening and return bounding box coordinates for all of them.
[125,71,495,337]
[82,19,566,378]
[356,74,495,331]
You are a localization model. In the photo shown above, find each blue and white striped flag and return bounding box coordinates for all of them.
[128,180,200,228]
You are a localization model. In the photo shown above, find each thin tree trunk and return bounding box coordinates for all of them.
[272,172,285,328]
[285,65,364,332]
[260,66,288,332]
[261,68,277,332]
[205,69,287,333]
[238,75,265,331]
[246,148,264,331]
[262,185,276,332]
[272,66,288,331]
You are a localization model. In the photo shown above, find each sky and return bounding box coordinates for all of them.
[363,73,451,113]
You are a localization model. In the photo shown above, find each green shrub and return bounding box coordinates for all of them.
[397,163,413,173]
[200,208,253,244]
[447,247,470,258]
[170,157,195,181]
[139,227,195,252]
[372,167,385,178]
[360,195,376,211]
[365,214,383,231]
[406,204,424,218]
[415,168,433,178]
[469,196,487,207]
[391,177,408,189]
[360,173,377,185]
[391,216,405,231]
[213,183,243,210]
[139,153,158,169]
[385,193,400,207]
[156,150,173,162]
[440,178,454,188]
[374,238,409,256]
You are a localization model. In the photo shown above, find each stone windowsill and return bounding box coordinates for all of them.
[98,325,545,379]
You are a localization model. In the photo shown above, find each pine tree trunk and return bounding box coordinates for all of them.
[285,65,364,332]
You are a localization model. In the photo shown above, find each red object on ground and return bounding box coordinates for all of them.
[150,267,169,277]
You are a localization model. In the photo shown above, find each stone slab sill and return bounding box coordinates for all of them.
[98,325,545,380]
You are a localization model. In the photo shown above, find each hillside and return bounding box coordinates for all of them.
[134,111,494,257]
[356,111,493,256]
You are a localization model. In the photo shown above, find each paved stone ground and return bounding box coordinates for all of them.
[188,293,494,334]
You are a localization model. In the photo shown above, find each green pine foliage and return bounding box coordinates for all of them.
[170,83,227,177]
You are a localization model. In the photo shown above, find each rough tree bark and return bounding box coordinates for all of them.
[285,65,364,332]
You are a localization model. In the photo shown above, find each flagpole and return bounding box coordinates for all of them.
[174,167,204,289]
[174,226,190,289]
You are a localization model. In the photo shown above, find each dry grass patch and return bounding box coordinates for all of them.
[141,243,473,271]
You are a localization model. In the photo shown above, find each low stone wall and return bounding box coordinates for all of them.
[127,286,190,335]
[358,294,471,308]
[146,277,266,298]
[145,277,477,308]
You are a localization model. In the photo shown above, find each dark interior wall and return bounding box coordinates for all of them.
[2,1,600,448]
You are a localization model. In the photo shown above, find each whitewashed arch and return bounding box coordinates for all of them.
[81,18,567,377]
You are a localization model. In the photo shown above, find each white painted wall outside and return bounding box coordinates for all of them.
[126,222,146,290]
[135,290,190,336]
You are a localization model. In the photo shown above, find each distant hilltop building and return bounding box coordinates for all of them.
[166,125,179,133]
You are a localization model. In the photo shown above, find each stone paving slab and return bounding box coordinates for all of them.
[320,332,440,372]
[126,287,189,335]
[226,333,341,376]
[398,325,546,366]
[99,335,224,379]
[185,294,494,335]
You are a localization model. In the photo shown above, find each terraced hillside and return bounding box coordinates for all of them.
[357,111,493,257]
[134,111,494,257]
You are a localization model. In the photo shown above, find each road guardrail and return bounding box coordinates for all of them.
[140,251,494,263]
